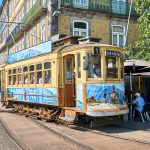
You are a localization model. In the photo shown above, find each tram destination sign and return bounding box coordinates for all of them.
[105,50,121,57]
[8,40,52,63]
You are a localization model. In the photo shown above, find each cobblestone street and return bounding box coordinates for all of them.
[0,123,20,150]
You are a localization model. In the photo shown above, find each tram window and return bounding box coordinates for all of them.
[44,62,51,84]
[37,71,42,84]
[18,68,22,84]
[36,63,42,84]
[8,70,12,85]
[12,69,16,85]
[30,65,34,71]
[9,76,12,85]
[87,53,101,78]
[120,55,124,79]
[44,62,51,69]
[66,58,73,81]
[29,65,35,84]
[77,54,81,78]
[23,66,28,84]
[9,70,12,74]
[36,64,42,70]
[106,57,118,78]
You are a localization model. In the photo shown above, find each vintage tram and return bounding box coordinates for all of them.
[0,36,128,124]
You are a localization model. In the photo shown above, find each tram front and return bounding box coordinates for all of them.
[83,45,129,117]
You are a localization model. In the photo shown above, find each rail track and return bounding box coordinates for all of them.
[0,118,29,150]
[69,124,150,145]
[3,109,150,149]
[14,112,94,150]
[26,113,150,146]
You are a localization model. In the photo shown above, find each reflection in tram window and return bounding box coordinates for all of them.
[37,71,42,84]
[87,53,101,78]
[18,68,22,84]
[44,70,51,84]
[106,57,118,78]
[29,65,35,84]
[44,62,51,84]
[36,64,42,84]
[12,69,16,85]
[30,73,35,84]
[66,58,72,81]
[23,66,28,84]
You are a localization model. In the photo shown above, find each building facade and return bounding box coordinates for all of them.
[0,0,138,93]
[0,0,138,57]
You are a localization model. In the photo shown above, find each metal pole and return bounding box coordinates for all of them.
[130,70,132,100]
[125,0,133,46]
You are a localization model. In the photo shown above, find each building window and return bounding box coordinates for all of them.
[32,0,37,5]
[26,32,30,48]
[40,22,46,42]
[73,21,88,37]
[112,25,125,47]
[73,0,89,9]
[112,0,126,15]
[32,29,37,46]
[26,0,30,13]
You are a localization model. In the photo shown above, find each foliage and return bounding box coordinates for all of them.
[133,0,150,61]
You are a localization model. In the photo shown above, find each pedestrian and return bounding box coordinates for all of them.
[132,93,145,112]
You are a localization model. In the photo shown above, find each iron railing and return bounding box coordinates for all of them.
[21,0,47,25]
[58,0,138,16]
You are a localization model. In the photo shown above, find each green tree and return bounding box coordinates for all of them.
[134,0,150,61]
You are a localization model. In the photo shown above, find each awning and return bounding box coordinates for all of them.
[124,60,150,74]
[124,60,150,67]
[132,72,150,76]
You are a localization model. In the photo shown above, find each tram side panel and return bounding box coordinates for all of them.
[85,83,128,116]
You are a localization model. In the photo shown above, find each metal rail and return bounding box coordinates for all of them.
[28,118,94,150]
[0,117,29,150]
[69,124,150,145]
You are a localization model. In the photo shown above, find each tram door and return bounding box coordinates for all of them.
[63,55,76,107]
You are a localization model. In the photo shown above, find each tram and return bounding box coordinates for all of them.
[1,36,128,123]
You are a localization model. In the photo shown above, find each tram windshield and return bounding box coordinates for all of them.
[106,57,118,78]
[87,53,101,78]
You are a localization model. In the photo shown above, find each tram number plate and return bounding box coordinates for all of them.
[105,50,120,57]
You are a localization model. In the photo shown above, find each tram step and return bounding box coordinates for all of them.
[59,107,78,123]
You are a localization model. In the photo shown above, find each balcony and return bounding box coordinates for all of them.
[6,24,23,44]
[58,0,138,17]
[21,0,47,25]
[6,0,47,45]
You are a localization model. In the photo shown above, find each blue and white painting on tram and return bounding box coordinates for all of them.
[8,40,52,63]
[76,84,83,110]
[6,88,57,105]
[86,83,125,103]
